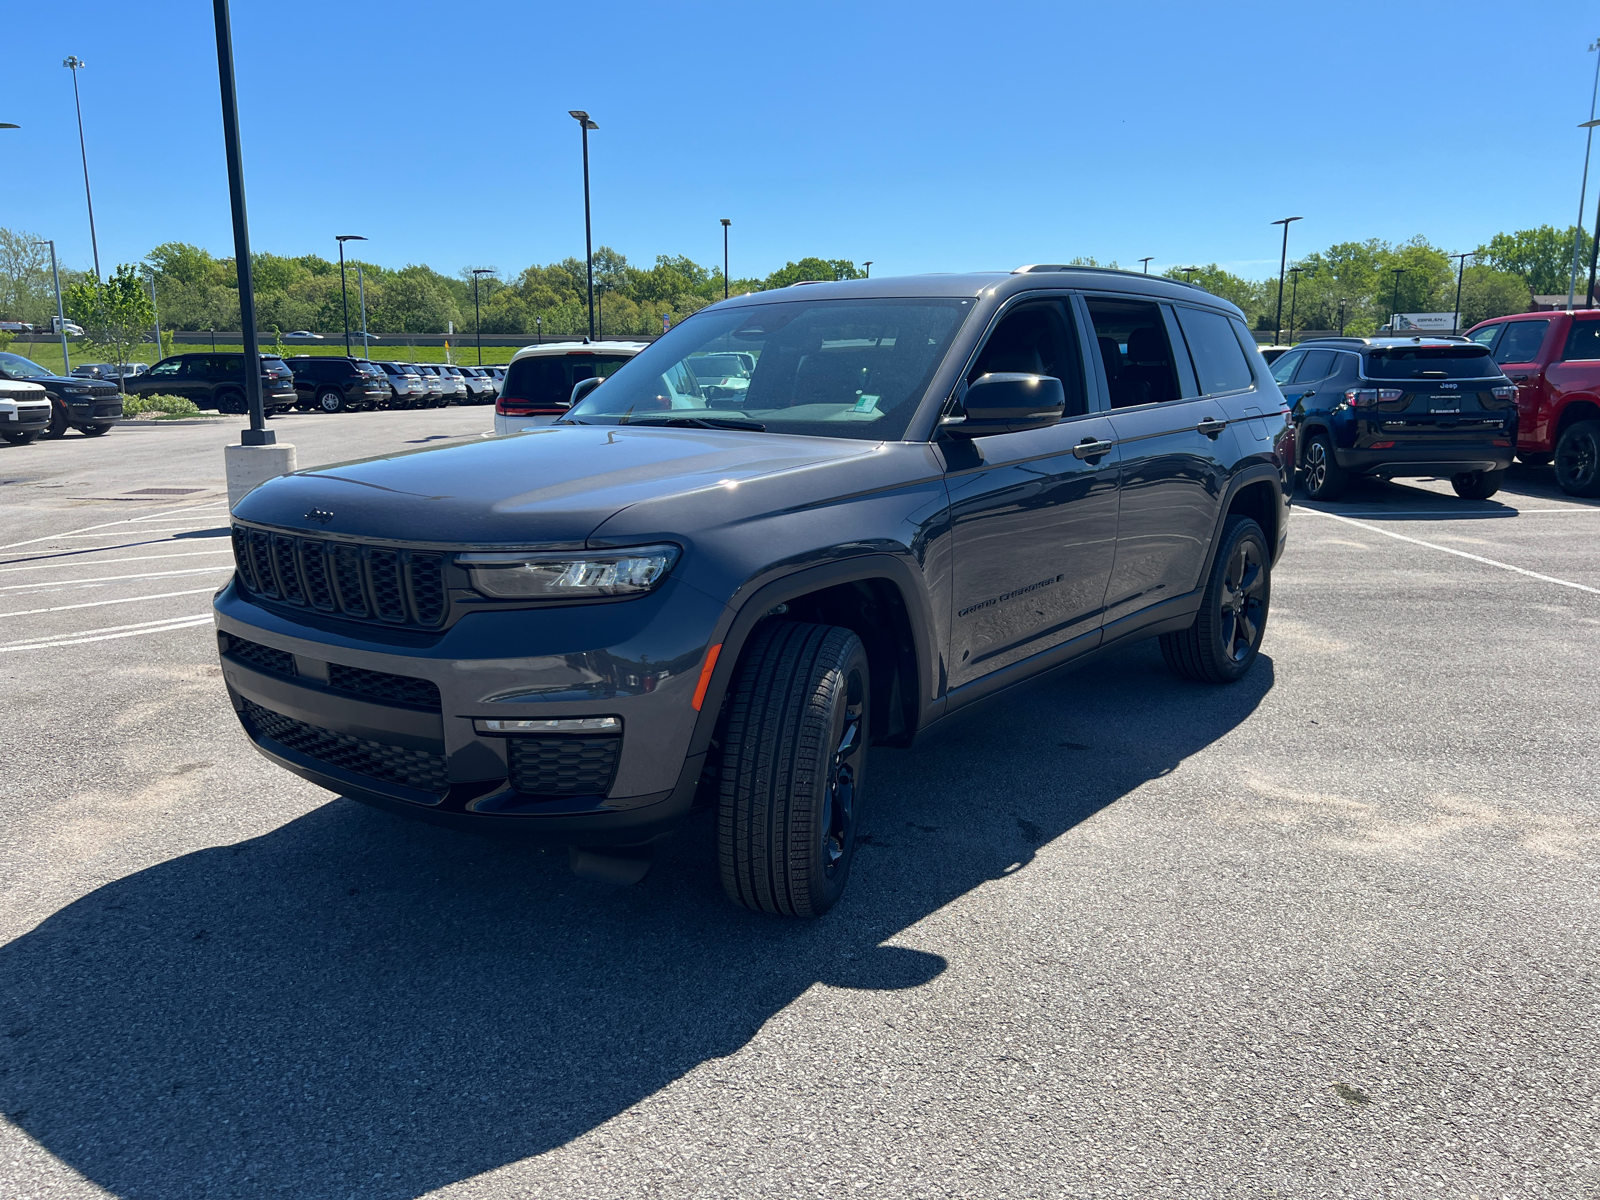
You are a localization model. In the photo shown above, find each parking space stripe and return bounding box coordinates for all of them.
[0,503,221,551]
[1303,509,1600,595]
[0,587,220,618]
[0,565,232,591]
[0,612,214,651]
[0,549,234,575]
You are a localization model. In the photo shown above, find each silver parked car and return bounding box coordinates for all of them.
[409,364,449,407]
[373,361,426,408]
[456,366,496,404]
[434,364,470,403]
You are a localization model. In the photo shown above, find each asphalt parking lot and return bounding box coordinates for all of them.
[1,413,1596,1199]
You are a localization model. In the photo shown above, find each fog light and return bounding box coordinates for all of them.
[474,716,620,735]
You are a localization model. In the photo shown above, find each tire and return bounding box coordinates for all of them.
[1159,515,1271,685]
[215,389,247,415]
[316,388,346,414]
[44,401,69,439]
[80,423,110,437]
[2,430,40,446]
[1451,468,1504,500]
[1517,451,1551,467]
[1554,420,1600,497]
[717,622,870,918]
[1300,430,1346,501]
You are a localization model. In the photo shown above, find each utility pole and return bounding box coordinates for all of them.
[471,268,494,364]
[1571,42,1600,310]
[1287,266,1309,344]
[335,234,366,355]
[34,239,70,373]
[1450,252,1472,334]
[1390,268,1407,329]
[720,219,731,299]
[62,57,100,280]
[568,110,598,338]
[145,267,162,360]
[357,264,370,358]
[1271,217,1302,345]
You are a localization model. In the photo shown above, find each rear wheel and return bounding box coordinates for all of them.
[717,622,869,918]
[1554,420,1600,497]
[317,388,346,414]
[215,388,247,415]
[1301,430,1346,501]
[80,423,110,437]
[1160,515,1270,685]
[1451,468,1504,500]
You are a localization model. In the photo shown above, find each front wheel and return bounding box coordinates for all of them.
[80,423,110,437]
[1554,420,1600,497]
[1452,468,1504,500]
[44,402,70,439]
[316,388,346,414]
[717,622,869,918]
[1300,431,1346,501]
[2,430,40,446]
[1160,515,1271,685]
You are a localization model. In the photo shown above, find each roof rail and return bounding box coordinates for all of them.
[786,279,828,287]
[1012,264,1203,289]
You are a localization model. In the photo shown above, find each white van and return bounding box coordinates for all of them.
[493,340,647,435]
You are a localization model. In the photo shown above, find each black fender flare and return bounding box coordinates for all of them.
[684,553,941,758]
[1197,463,1288,580]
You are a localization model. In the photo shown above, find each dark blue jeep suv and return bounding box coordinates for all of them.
[216,268,1292,916]
[1272,336,1517,501]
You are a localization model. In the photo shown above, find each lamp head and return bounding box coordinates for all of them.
[63,56,84,69]
[0,123,18,130]
[720,218,731,227]
[335,234,367,243]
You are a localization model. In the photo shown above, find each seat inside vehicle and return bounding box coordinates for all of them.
[967,302,1086,416]
[1087,299,1181,407]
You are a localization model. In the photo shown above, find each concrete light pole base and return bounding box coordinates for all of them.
[225,441,296,510]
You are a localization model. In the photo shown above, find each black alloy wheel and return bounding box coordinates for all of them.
[1160,515,1271,684]
[215,389,247,415]
[2,430,40,446]
[80,423,110,437]
[1451,468,1504,500]
[717,621,870,918]
[1301,431,1346,501]
[1554,420,1600,497]
[43,399,70,439]
[316,388,346,414]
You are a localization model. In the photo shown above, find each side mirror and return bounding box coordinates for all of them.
[569,375,604,406]
[943,373,1064,438]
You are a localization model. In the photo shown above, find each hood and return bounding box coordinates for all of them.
[231,424,880,546]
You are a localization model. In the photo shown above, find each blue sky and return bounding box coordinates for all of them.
[5,1,1598,283]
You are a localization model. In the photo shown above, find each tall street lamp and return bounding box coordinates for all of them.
[335,234,366,356]
[720,219,731,300]
[1139,256,1153,274]
[471,268,494,364]
[1287,265,1309,343]
[62,57,101,281]
[862,261,873,279]
[1180,265,1200,283]
[1570,44,1600,310]
[144,266,162,359]
[568,110,598,339]
[1337,297,1348,337]
[1450,252,1473,334]
[211,1,270,445]
[33,239,70,373]
[1389,268,1407,329]
[357,265,370,358]
[1271,216,1302,345]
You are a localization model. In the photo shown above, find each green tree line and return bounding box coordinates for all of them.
[0,223,1590,342]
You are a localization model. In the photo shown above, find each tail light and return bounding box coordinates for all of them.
[496,397,568,417]
[1486,385,1517,409]
[1343,388,1403,408]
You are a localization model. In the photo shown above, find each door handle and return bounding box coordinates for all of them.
[1508,374,1529,383]
[1196,416,1227,438]
[1297,390,1316,399]
[1073,438,1114,459]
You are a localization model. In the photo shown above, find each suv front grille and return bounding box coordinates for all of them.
[507,736,620,798]
[221,634,442,711]
[232,525,447,629]
[241,699,449,793]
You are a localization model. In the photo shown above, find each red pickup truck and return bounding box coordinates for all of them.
[1466,311,1600,496]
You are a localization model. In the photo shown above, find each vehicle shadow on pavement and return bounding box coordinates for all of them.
[0,641,1272,1200]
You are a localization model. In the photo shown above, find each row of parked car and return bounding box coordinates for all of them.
[111,354,506,415]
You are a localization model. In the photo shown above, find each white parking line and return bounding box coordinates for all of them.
[0,549,234,574]
[0,587,220,618]
[0,613,213,652]
[1297,507,1600,518]
[0,503,221,551]
[26,529,228,540]
[0,565,232,591]
[1303,510,1600,596]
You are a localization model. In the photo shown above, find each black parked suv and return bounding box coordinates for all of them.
[285,356,389,413]
[217,268,1291,915]
[124,353,298,415]
[0,350,123,436]
[1272,336,1517,501]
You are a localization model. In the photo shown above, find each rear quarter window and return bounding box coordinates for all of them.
[1495,320,1549,364]
[1561,320,1600,362]
[1174,306,1254,395]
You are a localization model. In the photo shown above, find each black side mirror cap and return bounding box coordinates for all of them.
[942,372,1065,438]
[570,376,604,406]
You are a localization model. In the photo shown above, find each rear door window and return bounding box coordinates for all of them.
[1561,320,1600,361]
[1495,320,1548,364]
[1174,306,1254,395]
[1086,298,1183,407]
[1292,350,1336,382]
[1268,349,1305,385]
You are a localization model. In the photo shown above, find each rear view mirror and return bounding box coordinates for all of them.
[570,376,604,406]
[944,373,1065,437]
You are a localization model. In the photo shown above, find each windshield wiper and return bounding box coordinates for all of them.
[628,415,766,432]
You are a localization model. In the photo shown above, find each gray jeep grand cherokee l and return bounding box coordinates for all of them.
[216,268,1291,916]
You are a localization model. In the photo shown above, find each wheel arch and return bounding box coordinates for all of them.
[1195,465,1287,585]
[1555,397,1600,440]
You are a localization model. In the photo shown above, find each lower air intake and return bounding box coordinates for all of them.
[240,699,449,793]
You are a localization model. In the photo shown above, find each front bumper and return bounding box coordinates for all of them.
[213,575,725,844]
[4,407,51,431]
[1336,442,1515,477]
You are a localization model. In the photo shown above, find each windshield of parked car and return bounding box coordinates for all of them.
[0,352,53,378]
[563,298,972,439]
[1363,346,1502,380]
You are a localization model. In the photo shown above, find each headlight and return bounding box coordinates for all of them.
[457,544,680,600]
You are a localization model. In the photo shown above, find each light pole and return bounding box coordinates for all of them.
[144,267,162,359]
[357,264,370,358]
[1389,268,1407,329]
[1180,265,1200,283]
[720,219,731,299]
[1450,252,1473,334]
[536,315,542,344]
[862,261,873,279]
[1570,43,1600,310]
[33,239,70,373]
[1271,216,1302,345]
[1287,266,1307,343]
[1139,256,1153,274]
[211,2,269,445]
[62,58,101,281]
[0,123,17,130]
[1337,297,1348,337]
[335,234,366,355]
[568,110,598,339]
[471,268,494,364]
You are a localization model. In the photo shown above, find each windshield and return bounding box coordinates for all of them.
[1363,346,1502,380]
[564,298,971,439]
[0,352,53,379]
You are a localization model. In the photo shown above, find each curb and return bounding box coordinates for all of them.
[110,418,233,428]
